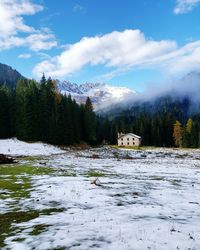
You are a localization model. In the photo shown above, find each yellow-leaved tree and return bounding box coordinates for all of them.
[186,118,193,134]
[173,120,183,147]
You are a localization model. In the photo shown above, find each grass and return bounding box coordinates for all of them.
[0,176,31,199]
[29,224,48,236]
[111,145,157,150]
[17,156,44,162]
[0,164,56,200]
[0,160,69,248]
[87,170,106,177]
[0,208,64,248]
[0,164,54,176]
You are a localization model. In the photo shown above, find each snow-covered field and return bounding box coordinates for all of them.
[1,139,200,250]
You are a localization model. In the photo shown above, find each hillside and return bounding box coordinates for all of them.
[0,63,23,87]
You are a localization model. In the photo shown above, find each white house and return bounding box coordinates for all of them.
[117,132,142,147]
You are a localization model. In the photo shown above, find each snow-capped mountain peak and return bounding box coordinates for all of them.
[56,80,83,94]
[56,80,136,111]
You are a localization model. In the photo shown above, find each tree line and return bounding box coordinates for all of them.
[112,97,200,148]
[173,118,200,148]
[0,76,116,146]
[0,78,200,148]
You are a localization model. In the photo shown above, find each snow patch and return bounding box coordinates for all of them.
[0,138,65,156]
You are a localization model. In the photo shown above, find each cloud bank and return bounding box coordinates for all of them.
[33,29,200,80]
[33,29,177,78]
[0,0,57,52]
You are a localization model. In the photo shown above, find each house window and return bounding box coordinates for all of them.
[127,142,129,145]
[132,138,135,141]
[121,138,123,141]
[121,142,123,145]
[127,138,129,141]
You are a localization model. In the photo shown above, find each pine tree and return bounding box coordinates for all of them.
[15,79,27,139]
[83,97,96,144]
[23,80,39,141]
[0,84,12,138]
[198,132,200,148]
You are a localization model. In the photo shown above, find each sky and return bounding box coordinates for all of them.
[0,0,200,92]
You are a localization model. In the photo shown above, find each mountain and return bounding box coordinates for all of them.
[56,80,137,111]
[0,62,136,111]
[1,62,199,114]
[0,63,23,87]
[56,70,200,113]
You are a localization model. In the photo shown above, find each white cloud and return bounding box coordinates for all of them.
[0,0,57,51]
[18,53,32,59]
[73,4,85,12]
[25,32,57,51]
[163,41,200,75]
[0,36,24,50]
[33,29,177,78]
[0,30,57,51]
[174,0,200,14]
[37,52,52,60]
[0,0,42,38]
[33,29,200,80]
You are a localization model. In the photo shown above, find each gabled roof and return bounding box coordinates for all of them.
[118,133,141,139]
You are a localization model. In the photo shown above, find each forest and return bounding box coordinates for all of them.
[113,97,200,148]
[0,76,200,148]
[0,75,116,146]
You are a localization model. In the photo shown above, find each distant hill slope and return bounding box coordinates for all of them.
[0,63,23,87]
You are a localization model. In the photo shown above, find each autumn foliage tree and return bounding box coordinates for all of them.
[173,120,183,147]
[182,118,193,147]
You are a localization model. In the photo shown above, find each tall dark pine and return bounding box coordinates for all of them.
[0,85,12,138]
[83,97,96,144]
[15,79,27,139]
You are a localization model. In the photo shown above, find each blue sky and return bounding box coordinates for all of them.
[1,0,200,91]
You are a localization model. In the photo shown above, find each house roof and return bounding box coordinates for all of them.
[118,133,141,139]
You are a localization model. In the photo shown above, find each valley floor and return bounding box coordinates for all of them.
[0,139,200,250]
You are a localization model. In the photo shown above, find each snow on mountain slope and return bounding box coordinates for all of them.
[56,80,136,111]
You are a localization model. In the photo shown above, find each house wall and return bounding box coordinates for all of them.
[118,134,141,147]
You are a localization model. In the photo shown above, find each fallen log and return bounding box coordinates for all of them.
[0,154,16,164]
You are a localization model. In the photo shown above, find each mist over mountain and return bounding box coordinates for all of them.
[0,63,23,87]
[137,71,200,104]
[98,71,200,116]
